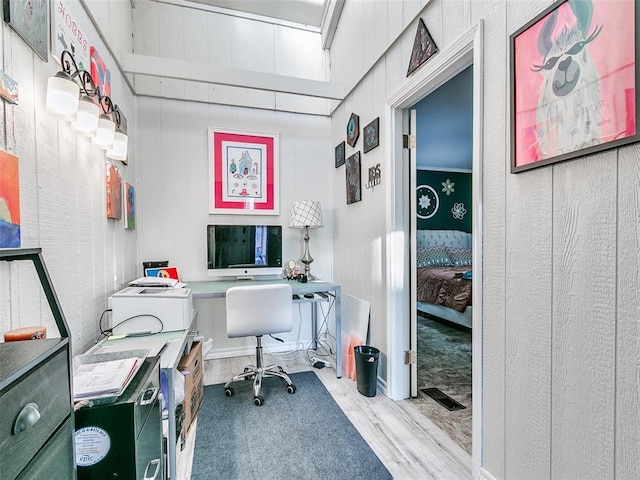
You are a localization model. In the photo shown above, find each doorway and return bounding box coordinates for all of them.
[385,22,483,478]
[409,66,474,455]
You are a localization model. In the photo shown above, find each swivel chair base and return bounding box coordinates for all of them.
[223,335,296,406]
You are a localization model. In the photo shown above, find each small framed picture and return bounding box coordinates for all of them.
[345,151,362,205]
[346,113,360,147]
[335,141,345,167]
[363,117,380,153]
[3,0,49,62]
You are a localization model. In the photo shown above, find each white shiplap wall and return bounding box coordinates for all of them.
[330,0,640,479]
[0,0,137,356]
[132,1,333,353]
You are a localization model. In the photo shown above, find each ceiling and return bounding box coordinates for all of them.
[187,0,328,27]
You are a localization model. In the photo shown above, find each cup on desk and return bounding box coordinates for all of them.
[296,274,307,283]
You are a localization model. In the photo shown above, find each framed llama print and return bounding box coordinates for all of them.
[208,128,279,215]
[510,0,639,173]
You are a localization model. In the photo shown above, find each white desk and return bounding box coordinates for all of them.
[185,279,342,378]
[88,316,197,480]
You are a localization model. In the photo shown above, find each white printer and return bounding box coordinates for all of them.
[110,286,193,335]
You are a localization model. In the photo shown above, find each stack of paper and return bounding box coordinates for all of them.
[73,357,141,401]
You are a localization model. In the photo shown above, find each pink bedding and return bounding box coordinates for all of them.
[416,266,472,312]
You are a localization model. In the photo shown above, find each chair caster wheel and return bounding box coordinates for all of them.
[287,384,296,394]
[254,396,264,406]
[224,387,234,397]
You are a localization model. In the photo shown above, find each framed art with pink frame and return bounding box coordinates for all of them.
[208,128,279,215]
[510,0,639,173]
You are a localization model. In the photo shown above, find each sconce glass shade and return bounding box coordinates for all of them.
[106,130,128,161]
[71,96,99,137]
[46,72,80,120]
[92,115,116,149]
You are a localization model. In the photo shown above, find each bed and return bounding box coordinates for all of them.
[416,229,473,329]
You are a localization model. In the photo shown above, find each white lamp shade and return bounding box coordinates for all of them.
[106,131,128,161]
[46,74,79,120]
[71,97,99,137]
[92,115,116,149]
[289,200,323,228]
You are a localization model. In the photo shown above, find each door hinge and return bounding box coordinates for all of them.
[403,134,415,149]
[404,350,417,364]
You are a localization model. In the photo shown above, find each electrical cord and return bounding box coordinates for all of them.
[110,314,164,336]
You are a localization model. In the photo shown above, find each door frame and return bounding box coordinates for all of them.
[384,22,484,478]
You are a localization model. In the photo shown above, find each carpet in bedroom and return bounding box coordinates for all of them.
[191,370,392,480]
[412,312,472,455]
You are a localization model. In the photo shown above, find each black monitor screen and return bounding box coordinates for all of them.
[207,225,282,269]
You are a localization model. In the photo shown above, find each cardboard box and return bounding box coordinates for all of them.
[178,342,203,435]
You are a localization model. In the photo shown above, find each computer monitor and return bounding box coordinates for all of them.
[207,224,283,279]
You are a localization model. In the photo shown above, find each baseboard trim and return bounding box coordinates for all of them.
[480,467,498,480]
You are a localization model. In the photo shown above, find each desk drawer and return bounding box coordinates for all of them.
[0,348,70,479]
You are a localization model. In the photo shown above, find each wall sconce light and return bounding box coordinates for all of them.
[106,107,128,161]
[46,49,127,162]
[93,97,116,150]
[46,68,80,121]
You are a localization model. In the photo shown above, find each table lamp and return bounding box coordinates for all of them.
[289,200,323,280]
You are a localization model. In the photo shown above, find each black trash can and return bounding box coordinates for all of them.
[354,345,380,397]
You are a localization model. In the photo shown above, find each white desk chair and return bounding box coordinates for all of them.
[223,283,296,406]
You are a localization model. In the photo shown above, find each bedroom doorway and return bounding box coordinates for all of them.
[384,22,483,477]
[408,65,474,455]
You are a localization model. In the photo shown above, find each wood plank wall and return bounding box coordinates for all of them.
[0,0,137,356]
[329,0,640,478]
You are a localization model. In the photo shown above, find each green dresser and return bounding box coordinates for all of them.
[0,249,75,480]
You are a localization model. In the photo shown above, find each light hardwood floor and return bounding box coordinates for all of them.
[176,352,472,479]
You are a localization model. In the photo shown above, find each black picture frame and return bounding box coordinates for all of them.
[510,0,639,173]
[407,18,438,77]
[345,151,361,205]
[335,141,345,167]
[3,0,49,62]
[363,117,380,154]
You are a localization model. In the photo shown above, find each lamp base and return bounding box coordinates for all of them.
[299,226,319,280]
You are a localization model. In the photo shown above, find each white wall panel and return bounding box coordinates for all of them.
[552,156,616,479]
[135,97,332,357]
[0,2,137,356]
[616,145,640,479]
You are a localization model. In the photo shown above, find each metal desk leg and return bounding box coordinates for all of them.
[311,302,318,350]
[335,286,342,378]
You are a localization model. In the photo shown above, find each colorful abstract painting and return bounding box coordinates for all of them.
[106,162,121,219]
[0,150,20,247]
[90,46,111,97]
[124,181,135,229]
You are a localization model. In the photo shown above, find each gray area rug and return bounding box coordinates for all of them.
[191,371,392,480]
